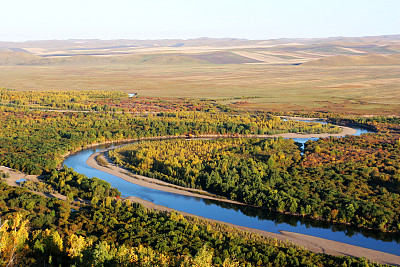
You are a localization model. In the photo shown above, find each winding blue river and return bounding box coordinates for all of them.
[64,125,400,256]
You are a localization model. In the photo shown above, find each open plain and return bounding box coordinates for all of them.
[1,36,400,266]
[1,36,400,115]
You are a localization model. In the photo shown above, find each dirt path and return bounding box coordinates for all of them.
[1,166,40,187]
[1,166,67,202]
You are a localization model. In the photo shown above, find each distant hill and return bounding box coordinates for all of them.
[0,35,399,66]
[1,35,399,55]
[0,51,260,66]
[0,52,41,65]
[137,54,207,64]
[0,38,260,54]
[187,52,262,64]
[302,54,400,66]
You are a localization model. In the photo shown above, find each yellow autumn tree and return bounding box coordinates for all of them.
[192,245,213,267]
[222,257,240,267]
[66,234,88,259]
[0,213,29,267]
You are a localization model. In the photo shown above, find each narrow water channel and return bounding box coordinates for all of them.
[63,124,400,256]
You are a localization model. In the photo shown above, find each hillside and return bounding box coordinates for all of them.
[0,51,260,66]
[302,54,400,66]
[0,35,399,63]
[0,51,42,65]
[0,35,400,114]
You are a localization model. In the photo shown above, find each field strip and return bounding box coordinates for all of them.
[339,47,367,54]
[232,51,290,63]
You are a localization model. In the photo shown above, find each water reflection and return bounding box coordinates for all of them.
[202,198,400,243]
[63,124,400,256]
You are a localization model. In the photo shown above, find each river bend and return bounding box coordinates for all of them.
[64,124,400,256]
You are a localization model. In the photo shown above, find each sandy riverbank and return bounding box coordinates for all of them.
[79,121,395,265]
[85,120,357,204]
[62,116,356,160]
[87,151,245,205]
[3,120,394,264]
[127,197,400,266]
[277,116,357,138]
[84,115,357,200]
[86,154,400,266]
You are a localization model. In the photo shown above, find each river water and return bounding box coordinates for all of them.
[63,125,400,256]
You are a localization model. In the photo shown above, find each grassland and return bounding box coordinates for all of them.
[0,36,399,115]
[1,63,399,115]
[303,54,400,66]
[1,37,400,266]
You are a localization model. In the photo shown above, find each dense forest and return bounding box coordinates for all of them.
[0,89,398,266]
[0,88,252,113]
[0,90,339,175]
[45,167,121,203]
[0,181,382,266]
[109,134,400,233]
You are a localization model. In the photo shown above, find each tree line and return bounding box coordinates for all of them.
[0,105,338,175]
[0,181,380,266]
[109,134,400,233]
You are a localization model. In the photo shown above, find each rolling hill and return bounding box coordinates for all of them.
[302,54,400,66]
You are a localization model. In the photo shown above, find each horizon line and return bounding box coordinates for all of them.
[1,33,400,43]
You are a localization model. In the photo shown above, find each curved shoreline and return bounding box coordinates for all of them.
[60,114,357,161]
[85,120,356,206]
[86,146,400,266]
[87,150,246,206]
[64,121,356,159]
[126,197,400,266]
[77,120,400,265]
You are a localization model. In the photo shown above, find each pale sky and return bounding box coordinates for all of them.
[1,0,399,41]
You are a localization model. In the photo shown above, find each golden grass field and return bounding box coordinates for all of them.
[1,63,399,114]
[1,37,399,115]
